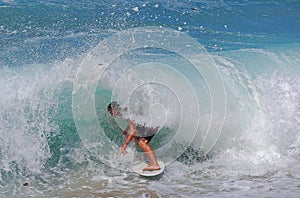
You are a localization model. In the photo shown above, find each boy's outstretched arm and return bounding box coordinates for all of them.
[119,120,136,154]
[122,125,130,139]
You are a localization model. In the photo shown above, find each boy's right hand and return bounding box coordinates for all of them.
[119,144,127,154]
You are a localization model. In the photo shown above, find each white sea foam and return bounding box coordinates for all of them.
[0,58,76,176]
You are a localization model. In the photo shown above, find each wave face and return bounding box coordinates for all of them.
[0,0,299,197]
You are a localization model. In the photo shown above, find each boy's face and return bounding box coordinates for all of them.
[109,107,121,117]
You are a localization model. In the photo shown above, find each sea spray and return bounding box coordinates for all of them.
[0,59,76,186]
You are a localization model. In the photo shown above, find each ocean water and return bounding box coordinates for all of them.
[0,0,300,197]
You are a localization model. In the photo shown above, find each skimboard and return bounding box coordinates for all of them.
[132,160,165,176]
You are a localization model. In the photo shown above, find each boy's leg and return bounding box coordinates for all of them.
[136,138,160,171]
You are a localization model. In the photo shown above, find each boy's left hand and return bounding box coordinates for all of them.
[122,131,127,139]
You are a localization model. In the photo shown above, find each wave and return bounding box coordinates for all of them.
[0,3,300,195]
[0,59,76,186]
[1,40,299,186]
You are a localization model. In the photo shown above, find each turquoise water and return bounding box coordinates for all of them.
[0,0,300,197]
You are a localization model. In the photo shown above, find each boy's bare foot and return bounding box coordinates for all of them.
[143,165,160,171]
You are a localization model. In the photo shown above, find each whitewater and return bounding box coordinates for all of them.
[0,0,299,197]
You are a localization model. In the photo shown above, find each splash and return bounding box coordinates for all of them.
[0,59,75,185]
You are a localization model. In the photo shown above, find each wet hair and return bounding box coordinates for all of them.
[107,101,119,112]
